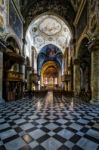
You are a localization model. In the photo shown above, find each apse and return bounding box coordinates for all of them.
[37,44,63,75]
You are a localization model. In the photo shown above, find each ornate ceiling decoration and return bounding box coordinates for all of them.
[39,17,62,36]
[26,14,72,55]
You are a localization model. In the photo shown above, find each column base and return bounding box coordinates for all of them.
[0,97,5,104]
[90,99,99,106]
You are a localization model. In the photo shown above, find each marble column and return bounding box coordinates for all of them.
[89,39,99,105]
[0,51,4,103]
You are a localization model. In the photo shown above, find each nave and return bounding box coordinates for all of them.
[0,92,99,150]
[0,1,99,150]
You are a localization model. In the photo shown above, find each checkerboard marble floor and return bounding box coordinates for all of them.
[0,92,99,150]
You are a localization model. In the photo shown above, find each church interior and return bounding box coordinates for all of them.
[0,0,99,150]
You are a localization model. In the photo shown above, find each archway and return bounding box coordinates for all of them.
[24,12,72,92]
[25,13,72,56]
[41,61,60,90]
[37,44,63,90]
[21,0,75,35]
[78,38,91,100]
[37,44,62,74]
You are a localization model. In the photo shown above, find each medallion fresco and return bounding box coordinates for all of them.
[39,17,62,36]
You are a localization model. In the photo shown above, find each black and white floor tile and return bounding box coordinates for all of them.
[0,92,99,150]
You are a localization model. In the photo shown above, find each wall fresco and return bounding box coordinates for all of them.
[9,0,22,39]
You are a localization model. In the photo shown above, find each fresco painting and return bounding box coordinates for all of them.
[9,0,22,39]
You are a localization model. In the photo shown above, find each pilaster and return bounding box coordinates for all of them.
[89,39,99,105]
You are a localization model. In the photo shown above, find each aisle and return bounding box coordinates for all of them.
[0,95,99,150]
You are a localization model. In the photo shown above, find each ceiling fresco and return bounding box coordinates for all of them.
[39,17,62,36]
[26,14,72,55]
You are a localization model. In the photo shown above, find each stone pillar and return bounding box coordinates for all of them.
[0,51,4,103]
[64,83,67,91]
[73,58,80,96]
[68,82,71,91]
[67,69,71,91]
[89,39,99,105]
[58,71,61,88]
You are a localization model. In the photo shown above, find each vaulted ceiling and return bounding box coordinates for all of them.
[43,66,58,78]
[26,14,72,53]
[20,0,76,31]
[23,0,80,69]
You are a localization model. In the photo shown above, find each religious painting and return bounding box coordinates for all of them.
[47,47,56,59]
[9,0,23,39]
